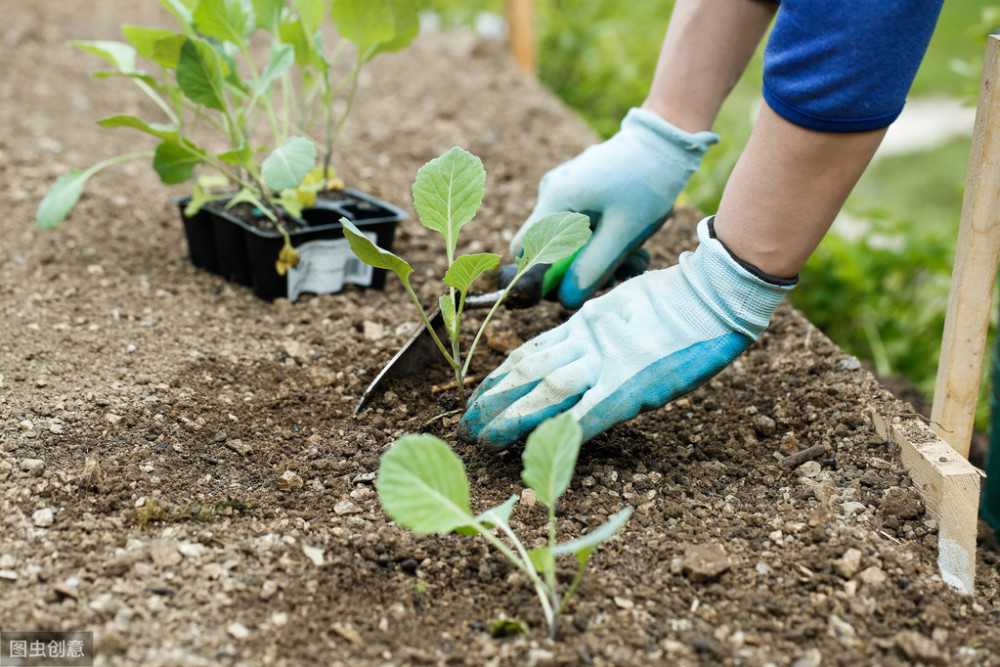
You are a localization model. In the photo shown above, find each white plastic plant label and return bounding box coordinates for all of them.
[286,233,376,302]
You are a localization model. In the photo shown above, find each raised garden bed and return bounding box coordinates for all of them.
[2,2,999,665]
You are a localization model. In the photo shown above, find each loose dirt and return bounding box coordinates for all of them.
[2,2,999,665]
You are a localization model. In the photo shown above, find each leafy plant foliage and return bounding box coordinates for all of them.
[37,0,417,271]
[342,147,591,401]
[376,413,632,638]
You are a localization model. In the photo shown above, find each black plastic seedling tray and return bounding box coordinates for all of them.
[176,189,406,302]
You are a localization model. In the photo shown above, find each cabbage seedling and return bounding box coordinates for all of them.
[341,147,591,402]
[376,413,632,638]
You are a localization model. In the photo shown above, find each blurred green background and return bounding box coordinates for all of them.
[418,0,999,428]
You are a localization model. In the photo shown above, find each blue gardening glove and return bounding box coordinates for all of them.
[511,107,718,309]
[462,217,796,447]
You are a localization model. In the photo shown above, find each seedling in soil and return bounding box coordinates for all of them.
[341,147,591,402]
[376,413,632,639]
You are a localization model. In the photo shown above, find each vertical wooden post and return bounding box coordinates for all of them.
[505,0,536,75]
[930,34,1000,459]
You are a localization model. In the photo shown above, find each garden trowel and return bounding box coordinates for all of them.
[353,247,651,414]
[353,260,558,415]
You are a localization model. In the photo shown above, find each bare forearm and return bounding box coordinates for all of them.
[714,105,886,278]
[642,0,776,133]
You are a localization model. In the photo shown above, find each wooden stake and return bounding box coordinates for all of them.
[505,0,536,75]
[930,34,1000,459]
[870,411,982,594]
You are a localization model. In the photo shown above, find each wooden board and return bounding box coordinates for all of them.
[870,411,982,594]
[930,34,1000,458]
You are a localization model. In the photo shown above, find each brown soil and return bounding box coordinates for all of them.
[2,2,999,665]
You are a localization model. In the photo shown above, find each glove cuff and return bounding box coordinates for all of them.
[706,217,798,288]
[622,108,720,156]
[680,217,796,339]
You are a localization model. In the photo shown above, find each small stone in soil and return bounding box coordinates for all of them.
[302,545,325,566]
[836,356,862,371]
[363,321,384,341]
[331,622,362,644]
[150,539,182,567]
[858,566,887,586]
[753,414,776,436]
[333,500,361,515]
[32,508,54,527]
[833,548,863,579]
[21,458,45,475]
[277,470,303,490]
[226,439,253,456]
[227,622,251,640]
[894,630,948,665]
[683,543,730,582]
[260,580,279,601]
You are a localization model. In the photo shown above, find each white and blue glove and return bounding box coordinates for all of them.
[461,217,796,447]
[511,107,718,308]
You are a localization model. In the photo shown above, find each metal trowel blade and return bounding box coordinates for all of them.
[353,308,447,415]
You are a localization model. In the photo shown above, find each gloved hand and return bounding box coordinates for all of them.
[461,217,796,447]
[511,107,719,309]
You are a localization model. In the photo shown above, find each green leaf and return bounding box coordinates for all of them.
[521,413,582,507]
[412,147,485,259]
[527,546,555,574]
[341,217,414,282]
[376,434,474,535]
[216,141,253,166]
[252,0,284,32]
[455,493,518,536]
[294,0,325,35]
[97,114,180,142]
[153,140,204,184]
[443,253,501,295]
[92,71,166,91]
[371,0,419,57]
[223,187,265,211]
[551,507,632,563]
[330,0,395,62]
[36,169,90,229]
[439,294,457,341]
[151,34,187,68]
[176,37,228,111]
[184,179,230,217]
[278,16,315,67]
[261,136,316,191]
[206,37,244,94]
[121,25,178,60]
[276,190,305,219]
[71,40,136,72]
[256,43,295,95]
[160,0,197,28]
[477,494,518,529]
[193,0,253,48]
[518,212,592,271]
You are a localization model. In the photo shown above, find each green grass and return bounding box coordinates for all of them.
[418,0,999,427]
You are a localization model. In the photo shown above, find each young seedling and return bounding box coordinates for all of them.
[341,147,591,401]
[37,0,417,271]
[376,413,632,639]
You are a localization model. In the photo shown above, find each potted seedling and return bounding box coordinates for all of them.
[36,0,417,301]
[377,412,633,639]
[341,146,592,403]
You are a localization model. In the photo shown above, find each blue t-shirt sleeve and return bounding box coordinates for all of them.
[762,0,944,133]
